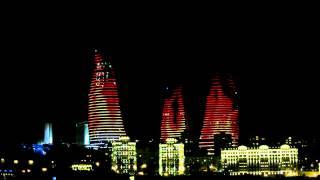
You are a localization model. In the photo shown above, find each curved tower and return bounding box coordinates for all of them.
[160,86,187,142]
[199,74,239,155]
[88,49,126,145]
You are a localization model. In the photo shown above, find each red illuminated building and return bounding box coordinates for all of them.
[160,86,187,142]
[88,49,126,145]
[199,74,239,155]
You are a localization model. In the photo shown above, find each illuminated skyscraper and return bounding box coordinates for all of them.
[88,49,126,145]
[199,74,239,155]
[44,122,53,144]
[111,136,137,175]
[159,138,185,176]
[160,86,187,142]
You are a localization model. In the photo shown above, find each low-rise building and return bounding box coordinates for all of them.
[221,144,298,176]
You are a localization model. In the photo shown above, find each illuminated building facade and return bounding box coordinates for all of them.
[159,138,185,176]
[71,164,93,171]
[88,50,126,145]
[42,123,53,144]
[221,145,298,176]
[76,122,90,145]
[111,136,137,175]
[199,75,239,155]
[160,86,187,142]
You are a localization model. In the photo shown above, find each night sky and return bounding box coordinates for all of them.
[0,42,319,145]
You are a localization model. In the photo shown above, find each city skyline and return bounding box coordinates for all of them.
[0,47,318,145]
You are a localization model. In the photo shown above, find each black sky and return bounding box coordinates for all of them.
[0,30,319,144]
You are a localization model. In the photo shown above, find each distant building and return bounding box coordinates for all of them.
[221,144,298,176]
[285,137,293,146]
[76,122,89,145]
[248,136,267,147]
[199,74,239,155]
[159,138,185,176]
[185,156,215,175]
[213,132,232,156]
[42,123,53,144]
[111,136,137,175]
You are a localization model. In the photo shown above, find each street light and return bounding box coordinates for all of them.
[41,167,48,172]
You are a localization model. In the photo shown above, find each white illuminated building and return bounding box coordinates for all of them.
[111,136,137,175]
[159,138,185,176]
[221,144,298,176]
[39,122,53,144]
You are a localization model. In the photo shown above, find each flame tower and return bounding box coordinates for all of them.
[160,86,187,142]
[199,74,239,155]
[88,49,126,145]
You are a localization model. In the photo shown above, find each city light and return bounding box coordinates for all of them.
[41,167,48,172]
[140,163,147,169]
[3,49,320,179]
[71,164,92,171]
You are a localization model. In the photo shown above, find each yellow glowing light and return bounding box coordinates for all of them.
[21,169,26,173]
[13,160,19,164]
[41,167,48,172]
[1,158,5,163]
[95,162,100,167]
[304,171,319,178]
[28,160,34,165]
[141,164,147,169]
[27,169,31,173]
[138,171,144,175]
[71,164,93,171]
[129,176,135,180]
[111,165,117,171]
[284,171,298,177]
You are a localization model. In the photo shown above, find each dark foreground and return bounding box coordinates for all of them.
[5,175,320,180]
